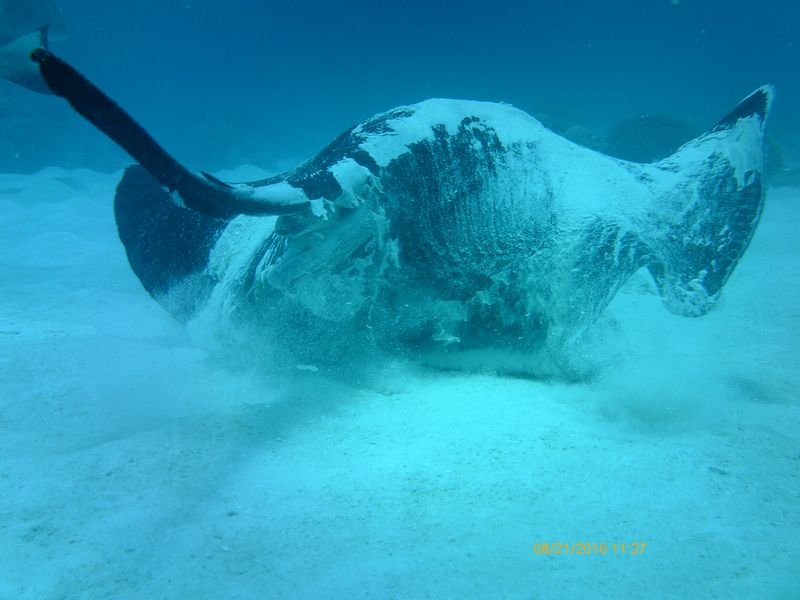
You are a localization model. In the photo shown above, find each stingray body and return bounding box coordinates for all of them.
[29,50,771,377]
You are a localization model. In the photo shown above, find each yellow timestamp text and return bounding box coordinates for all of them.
[533,542,647,556]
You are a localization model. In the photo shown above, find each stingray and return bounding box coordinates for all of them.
[24,49,772,378]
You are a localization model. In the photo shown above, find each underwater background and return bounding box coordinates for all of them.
[1,1,799,598]
[2,0,799,175]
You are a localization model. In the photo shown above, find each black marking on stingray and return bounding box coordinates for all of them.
[291,169,341,200]
[381,117,543,299]
[245,108,417,196]
[710,87,769,132]
[651,160,762,303]
[246,122,384,201]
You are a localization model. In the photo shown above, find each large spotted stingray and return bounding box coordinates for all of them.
[29,49,771,378]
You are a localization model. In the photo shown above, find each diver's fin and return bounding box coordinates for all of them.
[115,165,228,320]
[30,49,310,217]
[648,85,773,317]
[0,28,51,94]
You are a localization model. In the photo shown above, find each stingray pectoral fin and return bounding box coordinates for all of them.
[30,48,309,217]
[115,165,226,321]
[649,85,773,317]
[0,28,52,94]
[709,85,772,133]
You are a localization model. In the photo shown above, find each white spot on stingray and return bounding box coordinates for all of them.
[329,158,372,208]
[309,199,327,218]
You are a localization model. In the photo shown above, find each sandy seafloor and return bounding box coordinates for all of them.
[0,166,798,600]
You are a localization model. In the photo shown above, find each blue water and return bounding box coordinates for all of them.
[37,0,800,171]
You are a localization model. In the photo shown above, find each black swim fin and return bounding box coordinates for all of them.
[0,29,52,94]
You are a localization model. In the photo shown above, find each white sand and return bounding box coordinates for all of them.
[0,168,797,599]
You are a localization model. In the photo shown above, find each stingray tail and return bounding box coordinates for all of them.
[646,85,773,317]
[28,49,309,217]
[0,29,52,94]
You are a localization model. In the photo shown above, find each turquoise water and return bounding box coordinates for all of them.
[1,2,799,598]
